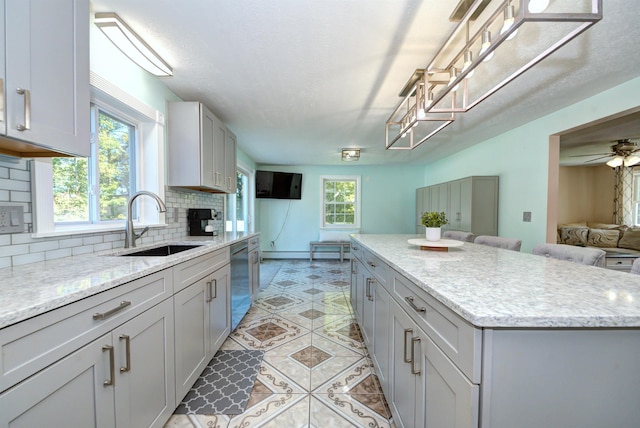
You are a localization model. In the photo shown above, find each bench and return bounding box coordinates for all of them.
[309,241,350,262]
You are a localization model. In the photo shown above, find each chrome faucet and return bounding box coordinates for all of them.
[125,191,167,248]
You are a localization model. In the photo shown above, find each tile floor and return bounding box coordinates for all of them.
[164,259,395,428]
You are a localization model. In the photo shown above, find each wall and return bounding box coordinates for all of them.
[558,165,615,224]
[421,76,640,253]
[0,12,225,268]
[256,164,423,256]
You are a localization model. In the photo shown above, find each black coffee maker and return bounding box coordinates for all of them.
[188,209,214,236]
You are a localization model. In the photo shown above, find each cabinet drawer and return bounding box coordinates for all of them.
[350,240,363,261]
[363,250,388,286]
[605,257,635,269]
[391,270,481,383]
[248,236,260,251]
[0,269,171,393]
[173,247,229,293]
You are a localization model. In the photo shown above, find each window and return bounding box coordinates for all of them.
[226,163,254,233]
[53,107,137,224]
[32,73,166,236]
[321,175,361,228]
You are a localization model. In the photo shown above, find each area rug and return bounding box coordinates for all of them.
[174,350,264,415]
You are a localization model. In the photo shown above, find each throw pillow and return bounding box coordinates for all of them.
[558,226,588,246]
[618,228,640,251]
[586,228,620,248]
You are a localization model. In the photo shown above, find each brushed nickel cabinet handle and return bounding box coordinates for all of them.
[368,261,377,268]
[119,335,131,373]
[411,337,422,375]
[351,259,356,274]
[403,328,413,364]
[103,345,115,386]
[93,301,131,320]
[16,88,30,131]
[367,278,375,301]
[205,281,213,302]
[405,296,426,313]
[212,278,217,299]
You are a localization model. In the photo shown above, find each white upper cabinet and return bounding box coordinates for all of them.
[0,0,90,158]
[167,101,237,194]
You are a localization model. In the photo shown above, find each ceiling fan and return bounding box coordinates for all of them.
[571,138,640,167]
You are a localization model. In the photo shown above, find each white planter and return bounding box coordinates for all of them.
[425,227,441,242]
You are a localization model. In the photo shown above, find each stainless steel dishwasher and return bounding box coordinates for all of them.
[230,240,250,330]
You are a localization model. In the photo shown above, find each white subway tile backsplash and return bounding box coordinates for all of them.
[71,245,94,256]
[13,252,45,266]
[0,178,30,192]
[4,244,29,256]
[82,236,103,245]
[29,241,59,253]
[45,248,73,260]
[1,176,225,267]
[59,237,84,248]
[9,168,30,181]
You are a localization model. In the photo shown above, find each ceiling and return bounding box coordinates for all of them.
[90,0,640,166]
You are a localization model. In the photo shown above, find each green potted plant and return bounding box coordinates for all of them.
[421,211,448,241]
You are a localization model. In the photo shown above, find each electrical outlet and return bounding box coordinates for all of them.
[0,205,24,233]
[523,211,532,222]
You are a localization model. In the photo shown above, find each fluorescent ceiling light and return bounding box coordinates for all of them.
[95,12,173,77]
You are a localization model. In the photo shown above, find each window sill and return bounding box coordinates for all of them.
[32,223,167,239]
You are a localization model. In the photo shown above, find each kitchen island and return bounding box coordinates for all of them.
[350,234,640,428]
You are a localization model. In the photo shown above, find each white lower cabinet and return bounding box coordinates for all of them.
[389,298,478,428]
[174,275,210,404]
[351,238,479,428]
[174,263,230,405]
[0,298,175,428]
[209,264,230,355]
[0,334,116,427]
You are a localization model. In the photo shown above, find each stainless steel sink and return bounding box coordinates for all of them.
[119,244,201,257]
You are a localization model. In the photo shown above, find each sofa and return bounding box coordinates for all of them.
[556,221,640,256]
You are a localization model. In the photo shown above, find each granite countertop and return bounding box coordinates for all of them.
[0,232,258,329]
[352,234,640,328]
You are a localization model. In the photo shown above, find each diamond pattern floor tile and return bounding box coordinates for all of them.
[165,259,393,428]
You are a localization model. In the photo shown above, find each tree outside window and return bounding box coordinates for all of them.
[53,107,136,224]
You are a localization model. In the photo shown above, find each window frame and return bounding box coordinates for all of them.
[320,175,361,229]
[226,161,255,233]
[32,72,166,237]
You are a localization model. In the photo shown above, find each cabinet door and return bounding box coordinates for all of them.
[5,0,89,156]
[225,129,237,193]
[372,283,391,393]
[201,106,216,188]
[351,260,365,323]
[460,178,473,232]
[113,299,176,428]
[174,278,209,404]
[249,248,260,298]
[448,180,462,230]
[429,185,439,212]
[0,334,116,428]
[361,276,376,348]
[208,265,230,356]
[213,119,226,189]
[389,302,421,428]
[417,329,479,428]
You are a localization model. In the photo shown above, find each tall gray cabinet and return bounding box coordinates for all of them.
[415,176,498,236]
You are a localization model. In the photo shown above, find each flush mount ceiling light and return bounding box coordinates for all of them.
[341,149,361,161]
[95,12,173,77]
[386,0,602,150]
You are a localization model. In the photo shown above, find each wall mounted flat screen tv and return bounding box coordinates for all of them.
[255,170,302,199]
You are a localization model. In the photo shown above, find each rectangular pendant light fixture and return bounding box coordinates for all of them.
[386,0,602,150]
[341,149,361,161]
[95,12,173,77]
